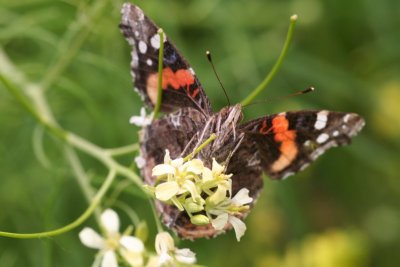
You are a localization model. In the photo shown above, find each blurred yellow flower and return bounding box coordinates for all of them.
[372,81,400,139]
[257,229,369,267]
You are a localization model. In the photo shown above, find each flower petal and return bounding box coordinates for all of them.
[184,159,204,174]
[182,180,202,202]
[152,164,176,176]
[155,232,175,255]
[101,250,118,267]
[79,227,104,249]
[175,248,196,264]
[101,209,120,235]
[207,185,228,206]
[120,236,144,253]
[212,158,225,174]
[163,149,171,163]
[211,213,228,230]
[171,158,184,168]
[155,181,179,201]
[129,107,152,127]
[120,248,144,267]
[229,215,247,241]
[158,252,173,266]
[202,167,213,181]
[145,256,159,267]
[134,155,146,169]
[232,188,253,206]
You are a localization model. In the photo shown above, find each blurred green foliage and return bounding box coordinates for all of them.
[1,0,400,266]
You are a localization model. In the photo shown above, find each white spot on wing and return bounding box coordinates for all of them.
[314,110,329,130]
[146,59,153,66]
[126,37,135,46]
[150,33,166,49]
[343,114,352,123]
[130,70,136,79]
[134,31,139,37]
[333,130,339,137]
[299,163,310,171]
[304,140,312,147]
[131,51,139,67]
[138,41,147,54]
[133,5,145,21]
[316,133,329,144]
[281,172,294,180]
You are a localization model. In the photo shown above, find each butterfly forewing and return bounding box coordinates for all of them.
[120,3,212,115]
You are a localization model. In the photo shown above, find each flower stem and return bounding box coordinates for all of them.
[153,28,165,119]
[0,171,116,238]
[105,144,139,157]
[149,200,164,233]
[0,74,66,140]
[240,14,298,106]
[184,133,217,161]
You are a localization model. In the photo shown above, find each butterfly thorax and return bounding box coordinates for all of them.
[195,104,244,166]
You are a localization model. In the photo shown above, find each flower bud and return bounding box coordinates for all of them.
[184,198,204,213]
[190,214,210,226]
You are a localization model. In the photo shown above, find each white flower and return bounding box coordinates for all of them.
[154,232,196,266]
[130,107,153,127]
[209,188,253,241]
[152,150,204,204]
[79,209,145,267]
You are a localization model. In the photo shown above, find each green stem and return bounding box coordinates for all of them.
[105,144,139,157]
[153,29,165,119]
[183,133,217,161]
[0,74,144,188]
[40,0,108,92]
[67,133,143,187]
[0,74,66,140]
[0,170,116,238]
[64,146,101,224]
[241,14,298,106]
[149,200,163,233]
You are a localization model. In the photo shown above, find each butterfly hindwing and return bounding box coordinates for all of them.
[240,110,365,179]
[120,3,212,115]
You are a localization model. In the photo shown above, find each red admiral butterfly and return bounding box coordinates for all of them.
[120,3,365,239]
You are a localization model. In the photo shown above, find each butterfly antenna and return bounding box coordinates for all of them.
[243,86,315,108]
[206,50,231,106]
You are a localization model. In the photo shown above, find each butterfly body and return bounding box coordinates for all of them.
[120,3,365,239]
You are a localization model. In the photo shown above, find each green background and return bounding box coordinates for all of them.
[1,0,399,266]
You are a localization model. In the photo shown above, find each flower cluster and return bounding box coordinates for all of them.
[79,209,196,267]
[145,150,253,241]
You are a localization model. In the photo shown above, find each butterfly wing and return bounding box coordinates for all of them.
[120,3,212,115]
[240,110,365,179]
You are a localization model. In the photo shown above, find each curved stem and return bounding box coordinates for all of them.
[0,170,116,238]
[241,14,298,106]
[153,29,165,119]
[67,133,143,187]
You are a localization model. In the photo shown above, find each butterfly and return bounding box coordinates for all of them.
[119,3,365,239]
